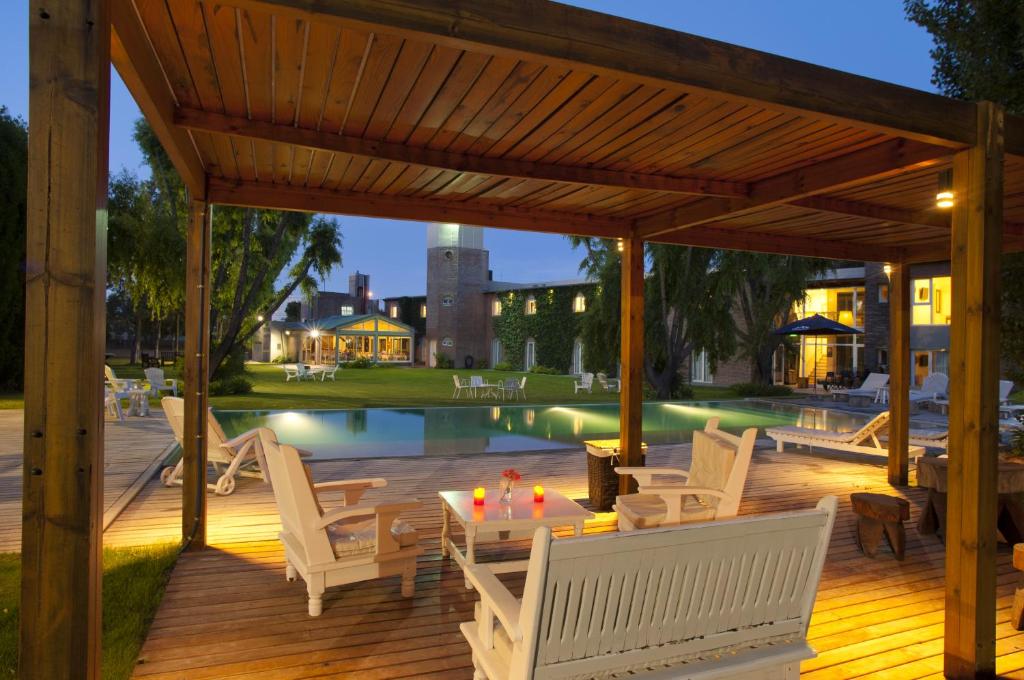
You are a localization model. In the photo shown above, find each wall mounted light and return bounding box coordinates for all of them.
[883,263,892,277]
[936,169,954,209]
[616,238,624,253]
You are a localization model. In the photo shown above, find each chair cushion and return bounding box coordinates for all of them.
[328,518,419,557]
[615,493,716,529]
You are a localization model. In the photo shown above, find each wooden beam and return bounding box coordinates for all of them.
[175,108,749,198]
[635,139,951,238]
[791,195,949,229]
[182,199,212,550]
[887,263,910,486]
[207,178,631,239]
[649,224,906,263]
[618,237,644,496]
[944,101,1004,678]
[21,0,109,677]
[110,0,206,199]
[227,0,977,149]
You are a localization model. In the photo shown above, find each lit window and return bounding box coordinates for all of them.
[524,338,536,370]
[912,276,951,326]
[389,304,399,319]
[442,294,454,307]
[420,303,427,318]
[492,298,502,316]
[340,305,353,316]
[878,284,889,304]
[525,295,537,315]
[573,292,586,313]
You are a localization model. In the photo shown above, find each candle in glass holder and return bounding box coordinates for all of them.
[473,487,485,505]
[533,485,544,502]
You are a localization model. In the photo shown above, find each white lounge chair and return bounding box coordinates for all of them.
[573,372,594,394]
[933,379,1014,416]
[258,428,422,616]
[144,367,178,397]
[596,372,620,392]
[767,411,926,459]
[832,372,888,402]
[461,496,838,680]
[909,372,949,404]
[160,396,309,495]
[614,417,756,531]
[452,375,472,399]
[318,364,338,381]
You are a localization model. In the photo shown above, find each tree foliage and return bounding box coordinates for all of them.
[906,0,1024,379]
[0,107,26,390]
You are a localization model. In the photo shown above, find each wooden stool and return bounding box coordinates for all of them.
[851,493,910,560]
[1013,544,1024,630]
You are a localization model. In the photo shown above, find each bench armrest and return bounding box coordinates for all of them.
[465,564,523,642]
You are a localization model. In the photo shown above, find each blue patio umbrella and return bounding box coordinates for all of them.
[774,314,862,390]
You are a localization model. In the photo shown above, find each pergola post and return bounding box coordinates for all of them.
[618,237,645,495]
[887,263,910,486]
[21,0,110,677]
[182,199,212,549]
[944,101,1004,678]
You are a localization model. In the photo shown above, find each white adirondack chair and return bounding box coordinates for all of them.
[104,364,135,392]
[160,396,309,495]
[573,372,594,394]
[461,496,838,680]
[144,367,178,397]
[258,427,422,616]
[614,417,757,531]
[596,372,620,392]
[283,363,312,381]
[909,372,949,404]
[104,386,125,422]
[453,375,472,399]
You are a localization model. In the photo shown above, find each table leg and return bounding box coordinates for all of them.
[440,503,450,558]
[573,521,584,537]
[464,526,476,590]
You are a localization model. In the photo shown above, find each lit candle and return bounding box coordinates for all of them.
[473,487,485,505]
[533,485,544,503]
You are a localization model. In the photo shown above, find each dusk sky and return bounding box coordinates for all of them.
[0,1,939,300]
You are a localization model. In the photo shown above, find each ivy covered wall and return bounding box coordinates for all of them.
[491,286,589,372]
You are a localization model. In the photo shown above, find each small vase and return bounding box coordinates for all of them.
[499,479,515,504]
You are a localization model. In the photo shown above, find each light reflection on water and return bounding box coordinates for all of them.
[215,400,871,460]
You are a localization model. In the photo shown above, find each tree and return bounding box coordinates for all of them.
[720,253,833,384]
[129,119,343,376]
[0,107,26,390]
[285,301,302,322]
[570,238,736,398]
[905,0,1024,378]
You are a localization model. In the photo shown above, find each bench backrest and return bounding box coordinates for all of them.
[516,497,838,679]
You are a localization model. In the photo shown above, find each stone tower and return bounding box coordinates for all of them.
[425,223,490,367]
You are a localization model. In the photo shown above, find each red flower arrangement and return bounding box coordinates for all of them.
[501,468,521,482]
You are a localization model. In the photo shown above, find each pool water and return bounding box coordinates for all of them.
[215,400,870,460]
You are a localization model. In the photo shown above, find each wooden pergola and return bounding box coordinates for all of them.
[23,1,1024,678]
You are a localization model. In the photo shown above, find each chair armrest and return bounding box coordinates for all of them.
[222,428,261,449]
[641,485,728,499]
[317,500,421,528]
[464,564,523,642]
[313,477,387,491]
[614,467,691,486]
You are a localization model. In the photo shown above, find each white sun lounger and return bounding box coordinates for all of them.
[831,372,888,402]
[767,411,925,459]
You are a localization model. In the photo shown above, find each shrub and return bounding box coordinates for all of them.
[433,353,454,369]
[493,361,513,371]
[643,380,693,400]
[209,375,253,396]
[271,355,291,364]
[529,365,559,375]
[729,382,793,397]
[341,357,375,369]
[212,346,247,381]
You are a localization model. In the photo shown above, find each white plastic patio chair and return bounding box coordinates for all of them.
[283,364,301,381]
[319,365,338,381]
[596,372,620,392]
[573,372,594,394]
[258,427,422,616]
[470,375,485,397]
[104,364,136,393]
[144,367,178,397]
[452,375,472,399]
[104,386,125,422]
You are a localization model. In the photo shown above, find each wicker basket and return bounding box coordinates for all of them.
[586,448,644,511]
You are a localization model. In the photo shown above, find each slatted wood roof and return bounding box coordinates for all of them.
[110,0,1024,263]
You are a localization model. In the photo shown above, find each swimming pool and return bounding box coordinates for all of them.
[215,400,871,460]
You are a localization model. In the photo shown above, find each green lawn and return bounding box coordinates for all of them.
[209,363,739,410]
[0,544,178,680]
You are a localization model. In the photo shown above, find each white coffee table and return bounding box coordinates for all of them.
[439,488,594,589]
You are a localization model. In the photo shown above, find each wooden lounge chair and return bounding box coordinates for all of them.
[461,496,838,680]
[573,372,594,394]
[160,396,309,495]
[831,372,888,402]
[767,411,926,459]
[144,367,178,397]
[613,417,756,531]
[258,427,422,616]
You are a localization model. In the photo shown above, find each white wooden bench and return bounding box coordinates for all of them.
[460,496,838,680]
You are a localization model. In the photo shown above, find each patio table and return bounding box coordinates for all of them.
[439,488,593,589]
[917,455,1024,543]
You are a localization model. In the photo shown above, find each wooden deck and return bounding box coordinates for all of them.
[110,444,1024,679]
[0,409,172,552]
